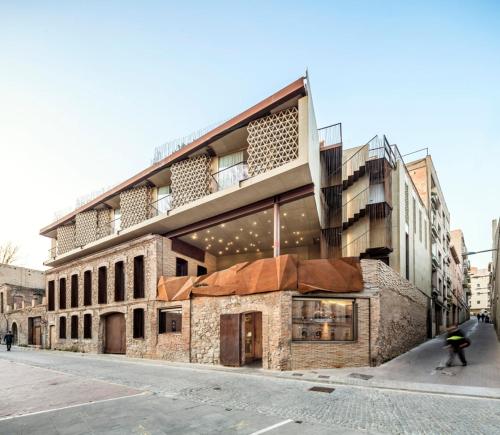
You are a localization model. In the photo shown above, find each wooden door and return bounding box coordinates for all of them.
[220,314,241,367]
[105,313,126,354]
[33,318,41,346]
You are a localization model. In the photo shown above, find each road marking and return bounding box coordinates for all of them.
[249,419,294,434]
[0,391,149,422]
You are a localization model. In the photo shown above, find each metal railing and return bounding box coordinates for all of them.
[210,161,249,192]
[97,217,121,239]
[149,195,172,217]
[318,123,342,148]
[342,187,370,224]
[47,246,57,261]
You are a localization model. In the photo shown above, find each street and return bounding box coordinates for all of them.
[0,319,499,434]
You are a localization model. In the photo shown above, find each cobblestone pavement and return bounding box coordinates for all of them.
[1,348,500,434]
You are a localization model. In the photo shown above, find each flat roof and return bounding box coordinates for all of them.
[40,77,307,237]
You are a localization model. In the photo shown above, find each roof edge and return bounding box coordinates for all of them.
[40,77,306,236]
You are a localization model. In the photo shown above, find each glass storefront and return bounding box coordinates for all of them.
[292,298,355,342]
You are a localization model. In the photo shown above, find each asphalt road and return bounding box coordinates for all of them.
[1,342,500,434]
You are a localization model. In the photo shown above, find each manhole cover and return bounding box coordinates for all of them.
[349,373,373,380]
[292,373,303,377]
[309,386,335,393]
[318,375,330,379]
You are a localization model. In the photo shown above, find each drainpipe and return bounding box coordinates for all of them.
[189,296,192,363]
[368,297,372,367]
[273,202,280,257]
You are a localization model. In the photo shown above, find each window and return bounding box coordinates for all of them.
[98,266,107,304]
[405,232,410,280]
[159,307,182,333]
[404,184,409,224]
[419,210,422,242]
[59,278,67,309]
[477,283,480,288]
[413,198,416,234]
[133,308,144,338]
[70,315,78,339]
[0,292,3,313]
[424,221,428,249]
[197,265,207,276]
[83,270,92,306]
[216,151,246,190]
[59,317,66,339]
[114,261,125,301]
[292,298,355,341]
[83,314,92,339]
[176,257,188,277]
[156,186,172,214]
[133,256,145,298]
[48,280,55,311]
[71,274,78,308]
[477,300,480,304]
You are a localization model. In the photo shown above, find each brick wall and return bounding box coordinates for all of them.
[362,259,428,365]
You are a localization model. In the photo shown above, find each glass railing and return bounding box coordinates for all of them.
[150,195,172,217]
[211,161,249,192]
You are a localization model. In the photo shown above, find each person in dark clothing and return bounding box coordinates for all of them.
[485,314,490,323]
[445,326,469,367]
[480,313,484,322]
[4,331,14,351]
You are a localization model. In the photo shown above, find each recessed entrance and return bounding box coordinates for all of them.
[11,322,18,345]
[103,313,126,354]
[220,311,262,367]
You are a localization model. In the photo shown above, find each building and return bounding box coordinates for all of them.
[0,264,45,346]
[449,229,470,324]
[407,156,452,335]
[469,267,491,315]
[35,76,430,369]
[491,218,500,336]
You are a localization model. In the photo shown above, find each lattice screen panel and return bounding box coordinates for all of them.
[57,224,76,255]
[247,107,299,177]
[120,186,151,230]
[75,210,97,247]
[97,209,112,238]
[170,155,212,209]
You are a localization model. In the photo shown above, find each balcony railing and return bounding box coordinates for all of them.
[211,161,249,192]
[149,195,172,217]
[97,217,121,238]
[318,123,342,148]
[47,246,57,261]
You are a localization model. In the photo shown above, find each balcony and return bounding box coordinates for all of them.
[431,191,440,209]
[432,254,440,271]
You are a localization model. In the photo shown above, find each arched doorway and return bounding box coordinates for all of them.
[11,323,18,345]
[103,313,126,354]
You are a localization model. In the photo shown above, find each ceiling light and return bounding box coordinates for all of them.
[205,238,209,241]
[281,225,285,229]
[253,221,257,226]
[267,220,271,223]
[240,228,243,231]
[225,247,229,251]
[300,237,303,241]
[283,212,287,216]
[218,251,223,255]
[218,239,223,243]
[207,230,210,233]
[301,213,305,217]
[236,249,240,253]
[221,223,225,228]
[255,234,258,237]
[257,248,260,252]
[296,241,299,244]
[249,231,253,235]
[244,247,248,251]
[263,211,267,214]
[235,236,239,240]
[285,240,288,244]
[211,236,215,240]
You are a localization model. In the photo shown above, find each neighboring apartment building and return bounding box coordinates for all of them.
[469,267,491,315]
[36,77,430,369]
[0,264,45,346]
[450,230,470,324]
[407,156,452,335]
[491,218,500,336]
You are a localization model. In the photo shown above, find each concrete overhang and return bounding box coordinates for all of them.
[44,158,314,267]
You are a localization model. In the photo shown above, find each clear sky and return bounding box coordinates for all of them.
[0,0,498,270]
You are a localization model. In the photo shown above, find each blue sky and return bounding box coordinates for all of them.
[0,0,498,269]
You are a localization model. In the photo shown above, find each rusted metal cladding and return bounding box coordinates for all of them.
[220,313,241,367]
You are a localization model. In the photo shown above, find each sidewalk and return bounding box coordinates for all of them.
[269,319,500,398]
[4,319,499,399]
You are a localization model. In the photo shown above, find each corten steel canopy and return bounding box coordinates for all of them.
[157,255,363,301]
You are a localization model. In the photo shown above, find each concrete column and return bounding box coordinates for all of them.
[273,202,280,257]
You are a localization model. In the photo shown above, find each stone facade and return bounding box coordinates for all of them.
[1,304,48,347]
[191,291,292,370]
